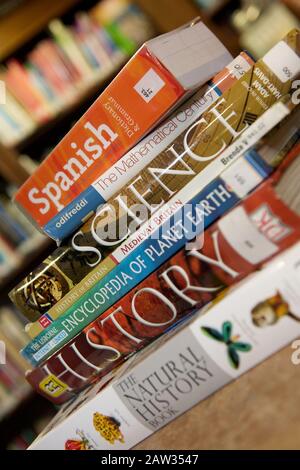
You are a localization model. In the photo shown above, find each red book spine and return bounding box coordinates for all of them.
[26,161,300,404]
[5,60,50,122]
[29,42,75,95]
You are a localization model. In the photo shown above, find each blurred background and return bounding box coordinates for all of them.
[0,0,299,450]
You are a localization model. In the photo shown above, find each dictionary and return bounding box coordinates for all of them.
[24,134,300,402]
[22,29,300,327]
[28,241,300,450]
[20,99,297,367]
[14,19,232,242]
[10,53,252,323]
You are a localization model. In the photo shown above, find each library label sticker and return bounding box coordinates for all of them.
[39,374,68,397]
[263,41,300,83]
[134,68,165,103]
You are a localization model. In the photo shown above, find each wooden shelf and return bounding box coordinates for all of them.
[0,0,81,61]
[0,142,30,185]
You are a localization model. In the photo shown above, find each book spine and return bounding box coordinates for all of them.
[11,54,251,322]
[0,109,20,145]
[0,234,21,276]
[28,242,300,450]
[48,19,93,78]
[22,107,285,367]
[14,22,232,236]
[28,43,74,97]
[0,203,28,244]
[5,60,52,122]
[4,90,36,133]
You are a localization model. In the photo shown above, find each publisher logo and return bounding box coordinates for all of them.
[134,68,165,103]
[39,314,53,329]
[0,340,6,364]
[0,80,5,105]
[251,204,291,242]
[39,374,68,397]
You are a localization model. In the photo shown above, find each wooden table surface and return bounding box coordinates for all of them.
[135,346,300,450]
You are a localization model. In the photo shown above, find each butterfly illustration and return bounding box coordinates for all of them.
[201,321,252,369]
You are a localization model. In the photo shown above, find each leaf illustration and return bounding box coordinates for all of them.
[232,341,252,352]
[228,345,240,369]
[222,321,232,343]
[201,326,224,342]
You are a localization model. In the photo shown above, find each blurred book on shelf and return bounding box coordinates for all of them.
[231,0,300,58]
[0,303,32,421]
[0,183,48,284]
[0,0,155,148]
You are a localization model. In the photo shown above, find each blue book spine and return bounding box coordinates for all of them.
[42,188,106,242]
[21,152,270,366]
[0,203,28,244]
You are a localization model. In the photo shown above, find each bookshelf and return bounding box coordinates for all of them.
[2,0,298,452]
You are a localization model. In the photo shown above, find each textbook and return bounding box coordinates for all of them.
[28,242,300,449]
[14,19,232,242]
[10,53,252,323]
[20,99,297,367]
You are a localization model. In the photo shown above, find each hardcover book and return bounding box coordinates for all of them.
[28,241,300,450]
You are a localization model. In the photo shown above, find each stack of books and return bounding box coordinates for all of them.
[8,19,300,450]
[0,0,154,147]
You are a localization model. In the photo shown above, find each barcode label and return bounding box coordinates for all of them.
[221,157,263,198]
[263,41,300,83]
